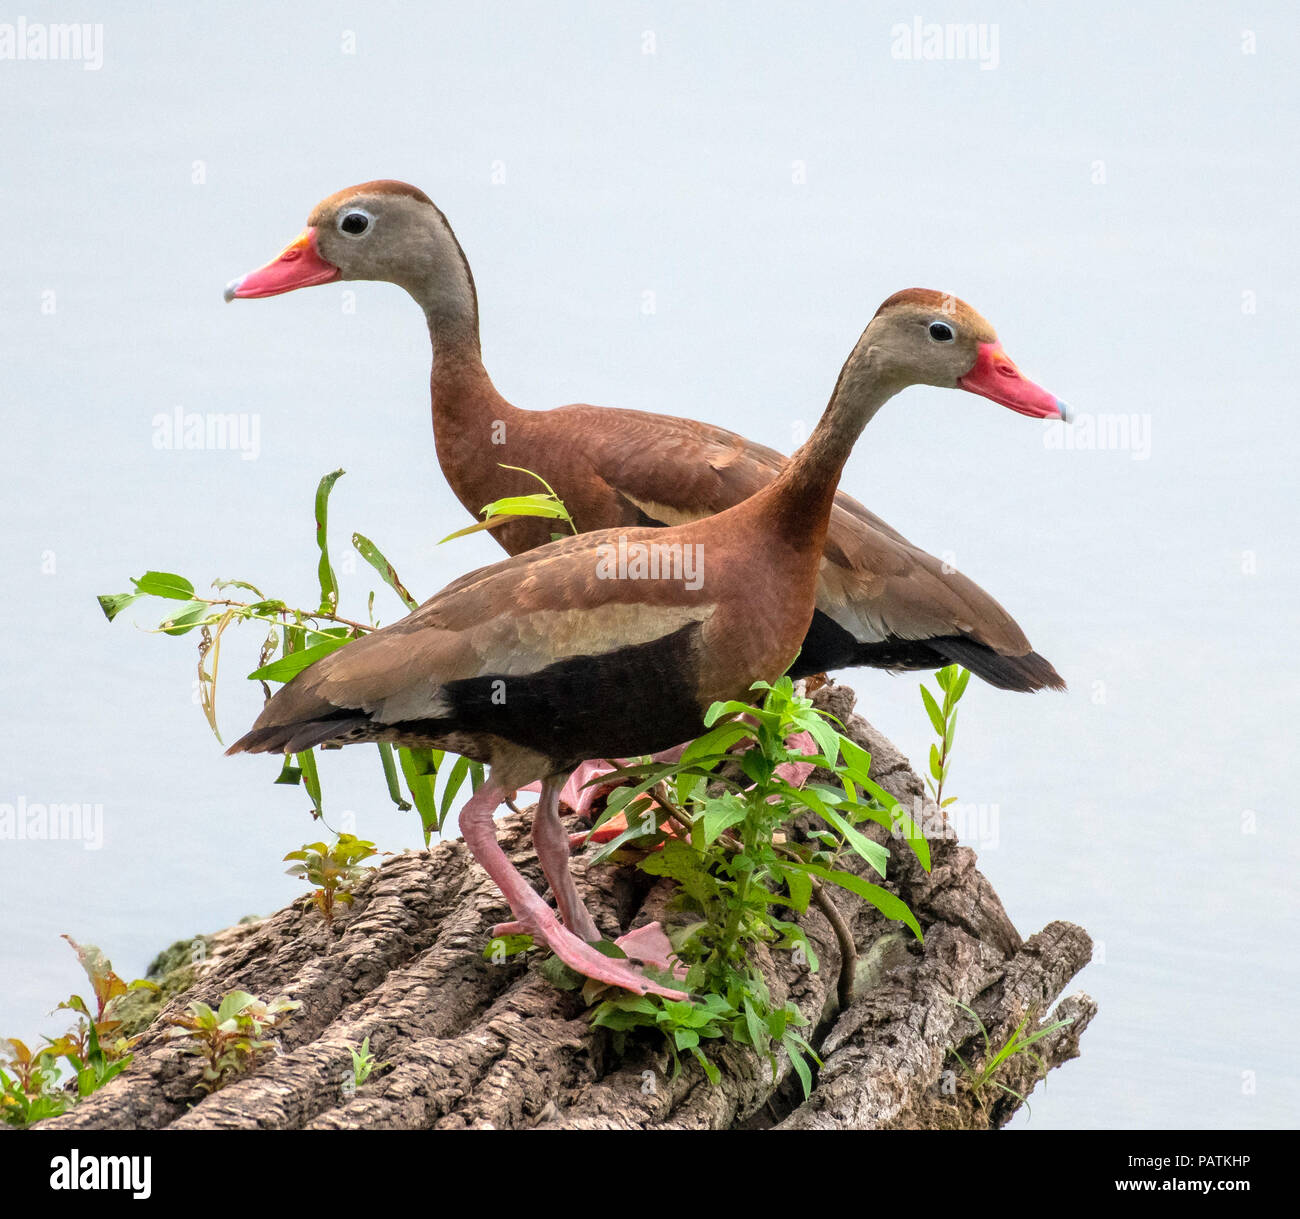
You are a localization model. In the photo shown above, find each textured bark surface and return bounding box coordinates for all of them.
[43,682,1095,1131]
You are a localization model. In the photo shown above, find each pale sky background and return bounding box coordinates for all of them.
[1,2,1296,1129]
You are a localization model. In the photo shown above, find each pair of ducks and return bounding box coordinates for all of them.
[224,180,1066,999]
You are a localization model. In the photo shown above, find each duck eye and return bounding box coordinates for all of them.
[339,211,370,236]
[928,320,955,342]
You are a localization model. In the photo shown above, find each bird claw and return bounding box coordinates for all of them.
[533,917,689,999]
[488,917,688,996]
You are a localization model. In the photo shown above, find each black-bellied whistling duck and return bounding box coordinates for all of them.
[227,289,1066,997]
[225,181,1067,693]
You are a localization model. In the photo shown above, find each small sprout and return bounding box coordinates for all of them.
[347,1036,387,1091]
[166,990,301,1093]
[945,998,1076,1120]
[284,834,380,925]
[921,664,970,808]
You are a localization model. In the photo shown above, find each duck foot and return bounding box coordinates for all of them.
[526,914,688,999]
[490,918,686,981]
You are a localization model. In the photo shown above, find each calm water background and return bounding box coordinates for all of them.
[2,2,1296,1129]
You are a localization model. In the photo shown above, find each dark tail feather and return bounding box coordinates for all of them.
[931,638,1066,693]
[226,716,372,757]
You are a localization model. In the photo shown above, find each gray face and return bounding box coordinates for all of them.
[310,193,448,292]
[867,303,990,389]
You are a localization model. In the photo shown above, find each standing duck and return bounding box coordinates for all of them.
[225,181,1067,692]
[228,289,1066,997]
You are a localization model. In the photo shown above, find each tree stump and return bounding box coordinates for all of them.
[42,682,1095,1130]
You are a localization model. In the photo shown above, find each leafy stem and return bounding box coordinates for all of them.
[921,664,971,808]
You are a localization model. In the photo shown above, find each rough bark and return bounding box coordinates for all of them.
[42,682,1095,1131]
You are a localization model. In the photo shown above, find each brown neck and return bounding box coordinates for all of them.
[395,209,520,504]
[428,327,519,509]
[756,340,904,549]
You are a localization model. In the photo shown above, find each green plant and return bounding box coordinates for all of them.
[347,1036,386,1089]
[0,1039,67,1126]
[0,936,158,1126]
[284,834,380,924]
[947,998,1075,1117]
[920,664,971,808]
[98,469,486,843]
[438,464,577,544]
[535,676,932,1093]
[166,990,301,1093]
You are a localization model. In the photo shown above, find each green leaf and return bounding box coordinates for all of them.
[481,495,571,521]
[216,991,255,1023]
[855,777,931,872]
[437,755,473,831]
[440,467,575,544]
[794,714,839,769]
[97,592,140,622]
[538,955,584,991]
[785,1035,813,1098]
[274,757,302,786]
[352,532,418,611]
[249,636,352,682]
[211,577,266,598]
[639,839,719,904]
[774,865,812,914]
[437,516,515,544]
[837,735,873,787]
[742,998,765,1052]
[701,797,747,846]
[587,804,669,865]
[398,747,440,841]
[157,601,211,636]
[950,667,972,703]
[314,468,345,614]
[689,1045,721,1085]
[703,700,778,730]
[377,744,412,811]
[806,797,890,878]
[297,748,323,816]
[794,862,923,941]
[495,465,574,523]
[920,685,946,736]
[132,571,195,601]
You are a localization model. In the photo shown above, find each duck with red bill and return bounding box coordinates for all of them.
[223,228,340,301]
[958,339,1069,420]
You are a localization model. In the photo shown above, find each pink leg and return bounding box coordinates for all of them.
[529,777,602,942]
[464,777,687,999]
[568,729,820,847]
[497,776,685,974]
[522,744,693,821]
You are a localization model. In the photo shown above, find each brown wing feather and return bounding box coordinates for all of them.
[546,404,1032,657]
[234,522,719,743]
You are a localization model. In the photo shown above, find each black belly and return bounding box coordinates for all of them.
[401,623,709,772]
